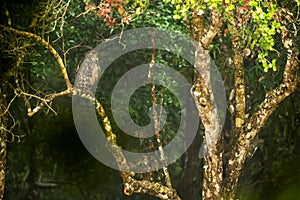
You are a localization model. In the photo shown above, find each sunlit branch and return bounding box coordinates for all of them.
[201,9,223,49]
[75,92,180,199]
[15,89,72,117]
[225,14,300,198]
[229,10,246,140]
[0,94,18,117]
[0,25,72,90]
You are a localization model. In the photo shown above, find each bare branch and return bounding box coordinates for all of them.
[0,94,18,117]
[148,30,173,190]
[73,90,181,199]
[129,178,181,200]
[22,89,72,117]
[0,25,72,90]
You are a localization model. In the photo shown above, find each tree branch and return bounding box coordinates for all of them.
[0,25,72,90]
[225,27,299,200]
[74,93,181,200]
[201,10,223,49]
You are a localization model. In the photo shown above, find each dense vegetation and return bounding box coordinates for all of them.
[0,0,299,199]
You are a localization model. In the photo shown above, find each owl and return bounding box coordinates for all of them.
[74,50,100,97]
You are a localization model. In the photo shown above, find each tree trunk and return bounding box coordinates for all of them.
[189,8,224,199]
[193,44,224,200]
[0,82,8,199]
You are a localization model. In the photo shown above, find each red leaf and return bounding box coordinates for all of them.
[238,6,249,14]
[98,9,106,17]
[105,7,112,13]
[90,4,97,10]
[118,6,125,15]
[122,16,131,24]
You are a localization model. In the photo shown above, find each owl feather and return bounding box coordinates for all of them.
[74,50,100,98]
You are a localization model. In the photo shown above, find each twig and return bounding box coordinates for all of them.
[29,89,72,117]
[0,94,17,117]
[0,25,72,90]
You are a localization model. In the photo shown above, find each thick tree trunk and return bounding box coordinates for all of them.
[192,44,224,200]
[190,8,224,200]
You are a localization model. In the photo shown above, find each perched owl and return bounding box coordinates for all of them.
[74,50,100,97]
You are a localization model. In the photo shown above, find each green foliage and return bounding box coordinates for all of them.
[248,2,280,72]
[3,0,300,199]
[161,0,284,72]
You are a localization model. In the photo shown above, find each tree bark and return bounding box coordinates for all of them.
[224,33,300,200]
[0,78,8,199]
[190,8,224,200]
[193,44,224,200]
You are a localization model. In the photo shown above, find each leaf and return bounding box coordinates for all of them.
[225,4,235,12]
[272,59,277,71]
[173,14,181,19]
[118,6,125,15]
[135,7,141,14]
